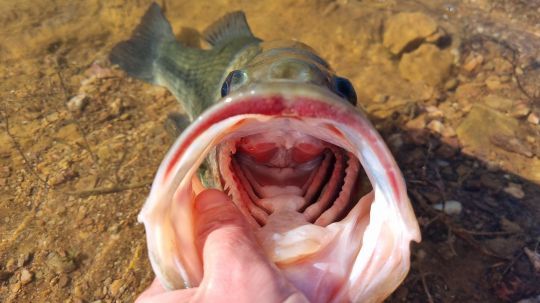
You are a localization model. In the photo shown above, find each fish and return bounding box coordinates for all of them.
[110,3,421,302]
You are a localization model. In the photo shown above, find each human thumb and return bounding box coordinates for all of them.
[193,189,268,280]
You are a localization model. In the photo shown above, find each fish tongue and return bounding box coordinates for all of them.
[255,195,332,264]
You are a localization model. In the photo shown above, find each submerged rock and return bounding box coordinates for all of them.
[399,44,454,86]
[457,105,519,157]
[432,200,462,215]
[457,105,540,182]
[482,94,513,112]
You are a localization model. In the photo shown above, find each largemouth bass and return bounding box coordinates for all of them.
[111,3,420,302]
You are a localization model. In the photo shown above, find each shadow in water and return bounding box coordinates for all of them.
[375,122,540,302]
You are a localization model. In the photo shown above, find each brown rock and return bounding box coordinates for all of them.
[383,12,438,55]
[483,94,513,112]
[457,105,518,157]
[480,174,502,190]
[456,105,540,182]
[511,101,531,118]
[20,269,33,285]
[0,270,13,281]
[435,144,457,158]
[399,44,454,86]
[427,120,444,134]
[46,252,77,274]
[109,279,123,296]
[490,134,533,158]
[67,94,88,113]
[500,217,522,233]
[58,275,70,288]
[6,258,17,272]
[109,97,124,117]
[405,114,426,130]
[504,183,525,199]
[523,247,540,273]
[462,53,483,72]
[444,78,459,91]
[485,75,508,90]
[17,252,31,267]
[527,112,539,125]
[483,237,523,257]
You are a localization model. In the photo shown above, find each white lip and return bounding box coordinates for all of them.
[138,82,421,301]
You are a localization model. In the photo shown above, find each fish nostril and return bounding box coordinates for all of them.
[269,60,314,82]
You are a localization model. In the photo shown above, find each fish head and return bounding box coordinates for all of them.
[139,40,421,302]
[225,40,356,105]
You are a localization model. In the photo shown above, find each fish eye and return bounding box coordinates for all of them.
[333,76,357,106]
[221,70,245,97]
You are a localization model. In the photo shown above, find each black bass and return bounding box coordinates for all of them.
[110,3,420,302]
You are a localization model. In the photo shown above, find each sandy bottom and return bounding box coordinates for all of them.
[1,0,539,302]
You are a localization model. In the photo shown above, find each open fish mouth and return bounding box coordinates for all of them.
[139,82,421,302]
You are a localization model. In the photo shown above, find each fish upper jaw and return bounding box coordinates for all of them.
[138,83,421,302]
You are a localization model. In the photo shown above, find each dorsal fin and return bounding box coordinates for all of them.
[202,11,256,46]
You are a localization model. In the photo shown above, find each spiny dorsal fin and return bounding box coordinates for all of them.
[203,11,256,46]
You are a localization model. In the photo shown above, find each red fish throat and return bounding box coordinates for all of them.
[218,130,364,228]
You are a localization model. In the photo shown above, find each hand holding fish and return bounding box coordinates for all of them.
[136,189,308,303]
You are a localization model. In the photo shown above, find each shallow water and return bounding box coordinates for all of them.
[1,0,539,302]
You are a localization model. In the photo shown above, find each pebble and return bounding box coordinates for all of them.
[504,183,525,199]
[483,237,523,257]
[527,112,539,125]
[441,125,456,138]
[20,269,33,285]
[432,200,462,215]
[109,279,123,296]
[462,53,484,72]
[11,282,21,293]
[6,258,17,272]
[427,120,444,133]
[485,75,506,90]
[405,114,426,130]
[523,247,540,273]
[0,270,13,281]
[58,275,70,288]
[46,252,77,274]
[517,295,540,303]
[0,166,11,178]
[435,144,457,158]
[425,105,444,119]
[18,252,31,267]
[500,217,522,233]
[67,94,88,113]
[480,174,502,190]
[444,78,459,91]
[511,101,531,118]
[109,98,124,117]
